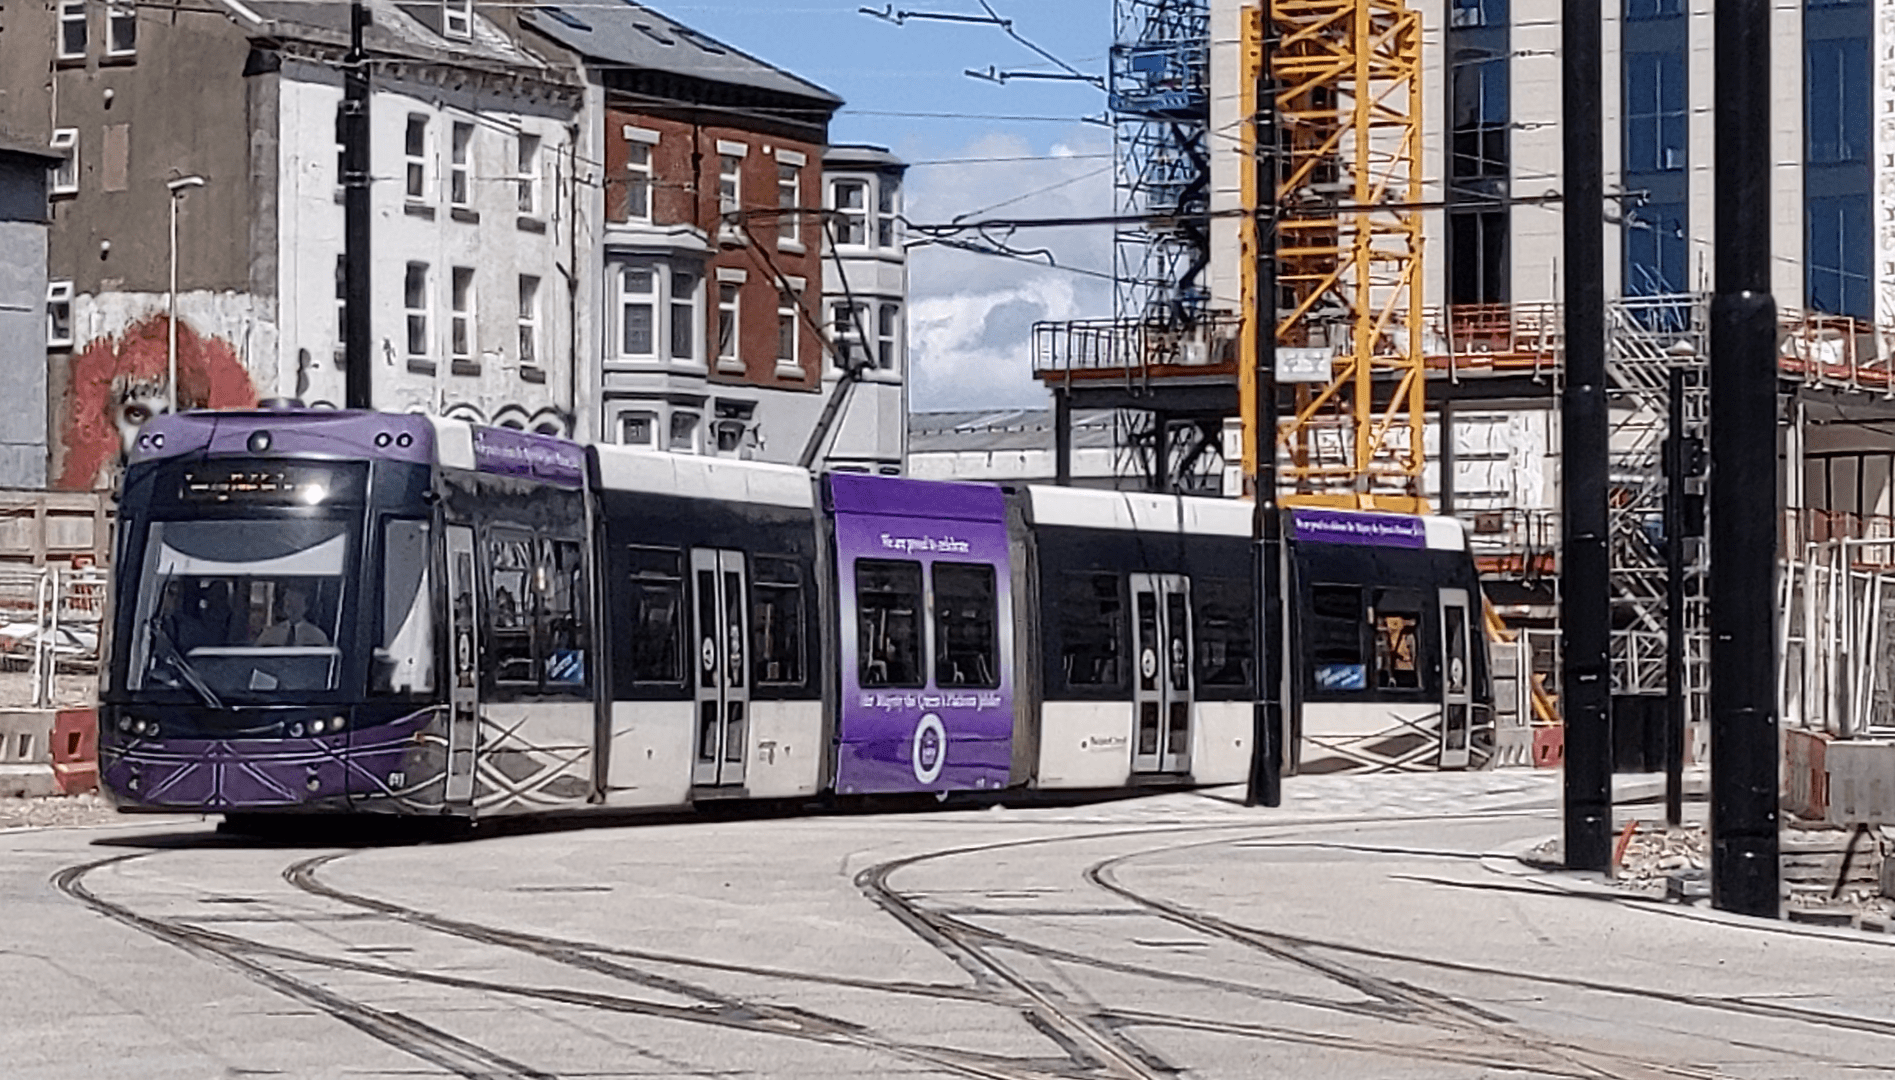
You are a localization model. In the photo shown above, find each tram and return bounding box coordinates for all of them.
[99,407,1490,818]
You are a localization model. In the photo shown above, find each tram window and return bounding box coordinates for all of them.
[933,561,998,689]
[1309,583,1367,691]
[856,558,925,688]
[487,530,537,685]
[627,545,684,685]
[1055,572,1125,689]
[375,519,435,695]
[752,555,804,686]
[542,539,588,687]
[1193,577,1253,688]
[1371,589,1423,690]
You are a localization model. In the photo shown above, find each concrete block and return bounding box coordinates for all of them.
[0,763,55,798]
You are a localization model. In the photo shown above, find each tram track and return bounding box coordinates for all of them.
[53,799,1838,1080]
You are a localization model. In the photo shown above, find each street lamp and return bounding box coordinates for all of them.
[166,174,206,414]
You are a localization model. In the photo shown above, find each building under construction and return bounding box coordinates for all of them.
[1018,0,1895,767]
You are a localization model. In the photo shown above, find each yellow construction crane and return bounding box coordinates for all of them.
[1238,0,1428,513]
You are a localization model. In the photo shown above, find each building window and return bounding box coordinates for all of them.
[669,270,699,363]
[777,161,801,245]
[405,115,429,201]
[717,283,741,370]
[625,142,652,221]
[1451,0,1508,25]
[46,282,74,350]
[1807,37,1872,165]
[831,180,867,245]
[404,262,430,357]
[1449,210,1507,305]
[517,133,541,215]
[1624,202,1688,296]
[1625,0,1680,17]
[877,177,900,248]
[449,122,473,207]
[668,411,700,454]
[877,303,900,370]
[1808,194,1873,318]
[518,275,540,366]
[57,0,86,59]
[1625,52,1687,173]
[777,288,800,372]
[450,267,475,367]
[620,266,655,358]
[106,0,135,56]
[620,411,656,447]
[718,153,742,217]
[443,0,472,38]
[831,301,864,370]
[1450,56,1508,185]
[49,130,78,196]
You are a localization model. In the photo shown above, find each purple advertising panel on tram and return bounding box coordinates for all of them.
[830,474,1013,795]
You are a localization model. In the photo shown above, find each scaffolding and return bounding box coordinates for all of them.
[1110,0,1214,328]
[1603,293,1710,729]
[1240,0,1428,511]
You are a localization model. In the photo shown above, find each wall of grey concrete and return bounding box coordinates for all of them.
[0,220,49,488]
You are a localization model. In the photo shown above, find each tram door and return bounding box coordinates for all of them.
[691,549,749,787]
[445,525,479,803]
[1131,574,1193,774]
[1438,587,1473,769]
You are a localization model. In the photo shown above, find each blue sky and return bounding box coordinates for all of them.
[655,1,1121,410]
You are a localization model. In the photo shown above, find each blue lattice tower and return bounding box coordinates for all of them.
[1110,0,1212,331]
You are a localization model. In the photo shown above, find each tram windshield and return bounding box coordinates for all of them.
[127,517,352,701]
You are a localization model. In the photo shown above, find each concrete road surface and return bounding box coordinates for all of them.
[3,772,1893,1079]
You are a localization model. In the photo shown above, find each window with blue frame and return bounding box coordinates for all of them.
[1807,195,1872,318]
[1625,0,1682,18]
[1451,0,1508,28]
[1624,53,1686,173]
[1625,202,1688,295]
[1806,37,1871,164]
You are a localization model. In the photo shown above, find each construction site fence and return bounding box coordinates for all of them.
[0,565,108,708]
[0,489,114,570]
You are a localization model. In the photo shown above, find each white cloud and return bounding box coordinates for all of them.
[900,127,1116,411]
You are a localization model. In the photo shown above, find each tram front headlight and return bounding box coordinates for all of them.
[289,722,305,738]
[308,718,326,736]
[117,716,132,733]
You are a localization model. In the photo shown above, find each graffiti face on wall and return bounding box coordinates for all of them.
[57,315,258,491]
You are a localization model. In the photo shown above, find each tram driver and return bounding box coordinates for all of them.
[255,582,331,648]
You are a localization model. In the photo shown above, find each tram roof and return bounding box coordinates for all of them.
[592,442,815,509]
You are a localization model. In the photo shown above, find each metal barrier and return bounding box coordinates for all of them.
[0,565,107,708]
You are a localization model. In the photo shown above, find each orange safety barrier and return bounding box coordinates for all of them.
[1531,726,1564,769]
[51,708,97,795]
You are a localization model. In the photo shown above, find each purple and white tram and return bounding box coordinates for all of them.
[101,406,1489,821]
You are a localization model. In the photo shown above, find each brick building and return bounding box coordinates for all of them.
[525,5,902,467]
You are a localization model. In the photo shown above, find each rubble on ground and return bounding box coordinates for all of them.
[0,791,120,830]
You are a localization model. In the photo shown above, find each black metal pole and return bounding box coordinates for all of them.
[1440,396,1456,515]
[1561,0,1612,870]
[1054,386,1073,485]
[1248,36,1283,809]
[1709,0,1780,918]
[342,0,373,411]
[1663,364,1686,828]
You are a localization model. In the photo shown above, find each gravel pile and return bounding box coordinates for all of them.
[0,791,122,830]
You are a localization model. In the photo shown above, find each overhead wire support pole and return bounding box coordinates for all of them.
[1709,0,1781,918]
[342,0,373,411]
[1561,0,1612,871]
[1242,4,1281,808]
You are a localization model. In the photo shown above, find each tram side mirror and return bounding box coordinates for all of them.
[370,648,398,693]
